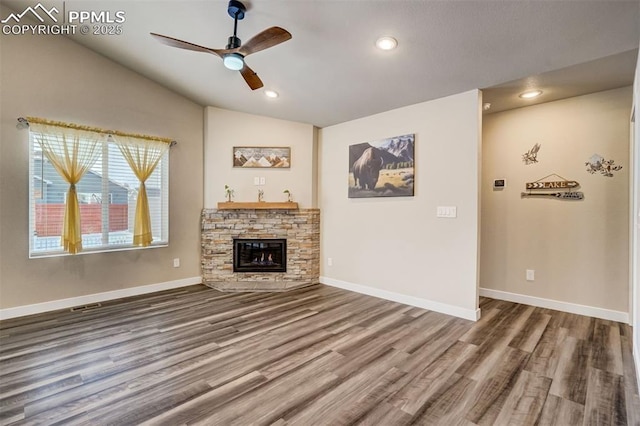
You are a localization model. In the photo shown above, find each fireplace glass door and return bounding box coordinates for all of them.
[233,239,287,273]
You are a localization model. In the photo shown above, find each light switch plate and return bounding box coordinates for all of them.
[437,206,457,218]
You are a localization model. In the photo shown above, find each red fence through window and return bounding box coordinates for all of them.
[35,204,128,236]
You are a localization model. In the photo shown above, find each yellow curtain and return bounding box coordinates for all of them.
[30,123,102,254]
[113,136,170,247]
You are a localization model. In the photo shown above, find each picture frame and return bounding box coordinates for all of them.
[348,134,415,198]
[233,146,291,168]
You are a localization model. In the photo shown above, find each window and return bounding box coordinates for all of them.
[29,130,169,257]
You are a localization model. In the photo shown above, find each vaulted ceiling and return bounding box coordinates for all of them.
[2,0,639,127]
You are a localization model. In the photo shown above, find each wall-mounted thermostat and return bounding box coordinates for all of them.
[493,179,506,189]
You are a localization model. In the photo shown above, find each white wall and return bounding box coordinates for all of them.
[319,90,482,320]
[482,87,631,321]
[204,107,316,209]
[0,4,204,312]
[633,44,640,390]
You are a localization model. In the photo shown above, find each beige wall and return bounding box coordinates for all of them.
[633,48,640,375]
[204,107,317,208]
[0,6,204,309]
[319,90,482,318]
[481,87,631,313]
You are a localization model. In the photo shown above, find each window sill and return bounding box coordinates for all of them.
[29,242,169,259]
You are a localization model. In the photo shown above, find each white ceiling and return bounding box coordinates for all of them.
[3,0,639,127]
[482,48,638,114]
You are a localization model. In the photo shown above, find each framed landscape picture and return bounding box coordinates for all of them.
[348,134,415,198]
[233,147,291,168]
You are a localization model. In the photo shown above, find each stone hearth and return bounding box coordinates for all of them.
[201,208,320,291]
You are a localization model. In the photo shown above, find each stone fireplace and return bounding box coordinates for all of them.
[201,208,319,291]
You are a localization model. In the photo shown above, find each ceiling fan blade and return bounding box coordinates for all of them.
[240,64,264,90]
[150,33,226,58]
[238,27,292,57]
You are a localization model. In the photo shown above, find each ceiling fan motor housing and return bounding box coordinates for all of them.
[227,35,241,50]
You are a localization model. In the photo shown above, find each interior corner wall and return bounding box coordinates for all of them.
[203,107,316,208]
[0,7,204,310]
[318,90,481,320]
[481,87,631,317]
[633,45,640,389]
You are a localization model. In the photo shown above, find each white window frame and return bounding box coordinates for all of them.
[28,133,170,258]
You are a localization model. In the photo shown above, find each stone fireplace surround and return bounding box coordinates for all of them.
[201,208,320,291]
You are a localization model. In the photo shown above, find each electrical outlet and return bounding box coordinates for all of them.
[327,257,333,266]
[254,177,260,186]
[526,269,534,281]
[173,258,180,268]
[260,177,266,185]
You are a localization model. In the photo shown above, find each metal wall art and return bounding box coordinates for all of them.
[522,143,541,165]
[585,154,622,177]
[521,173,584,200]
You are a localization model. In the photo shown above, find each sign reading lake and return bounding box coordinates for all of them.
[348,134,415,198]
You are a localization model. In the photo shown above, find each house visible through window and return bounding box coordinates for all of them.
[29,132,169,256]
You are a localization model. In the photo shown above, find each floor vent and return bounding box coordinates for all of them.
[70,302,102,312]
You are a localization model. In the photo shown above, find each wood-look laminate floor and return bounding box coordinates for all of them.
[1,284,639,425]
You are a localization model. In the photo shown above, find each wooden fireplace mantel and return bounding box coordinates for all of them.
[217,201,299,210]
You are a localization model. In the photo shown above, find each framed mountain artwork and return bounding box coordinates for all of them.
[233,147,291,168]
[348,134,415,198]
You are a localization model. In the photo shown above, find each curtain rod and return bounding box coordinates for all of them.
[17,117,177,146]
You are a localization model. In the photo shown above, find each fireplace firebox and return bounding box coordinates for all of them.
[233,239,287,273]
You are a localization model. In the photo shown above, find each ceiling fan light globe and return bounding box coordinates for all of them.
[223,53,244,71]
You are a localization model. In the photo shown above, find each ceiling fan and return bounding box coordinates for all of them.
[150,0,291,90]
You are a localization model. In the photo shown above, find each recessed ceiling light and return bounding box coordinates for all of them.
[376,36,397,51]
[264,89,279,99]
[519,90,543,99]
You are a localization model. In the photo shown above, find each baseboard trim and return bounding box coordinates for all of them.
[0,276,203,320]
[635,337,640,395]
[479,288,629,323]
[320,276,480,321]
